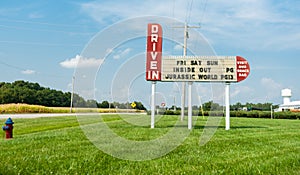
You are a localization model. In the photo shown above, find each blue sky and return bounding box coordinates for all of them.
[0,0,299,107]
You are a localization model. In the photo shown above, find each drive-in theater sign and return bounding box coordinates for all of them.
[146,23,250,130]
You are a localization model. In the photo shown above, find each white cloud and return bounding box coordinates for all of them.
[260,77,283,99]
[201,0,300,50]
[78,0,300,105]
[113,48,132,59]
[261,78,282,90]
[106,48,113,55]
[79,0,300,51]
[78,1,298,56]
[80,0,180,24]
[28,12,44,19]
[174,44,183,51]
[253,66,291,71]
[60,55,104,69]
[231,87,241,98]
[79,0,293,26]
[231,86,254,98]
[21,69,36,75]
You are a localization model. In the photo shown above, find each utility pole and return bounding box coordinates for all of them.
[181,23,188,121]
[170,95,176,111]
[270,105,273,119]
[174,23,200,128]
[70,76,75,113]
[173,95,176,111]
[198,95,205,119]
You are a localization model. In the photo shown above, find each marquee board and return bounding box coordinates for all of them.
[161,56,250,82]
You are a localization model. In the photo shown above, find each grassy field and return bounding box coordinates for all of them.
[0,115,299,174]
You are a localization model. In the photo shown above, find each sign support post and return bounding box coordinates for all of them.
[160,56,250,130]
[146,23,163,129]
[181,83,186,121]
[151,81,156,129]
[188,82,193,129]
[225,82,230,130]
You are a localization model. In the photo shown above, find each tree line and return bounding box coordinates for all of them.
[164,101,278,112]
[0,80,275,111]
[0,80,146,110]
[230,102,278,111]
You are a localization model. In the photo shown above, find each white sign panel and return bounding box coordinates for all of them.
[161,56,248,82]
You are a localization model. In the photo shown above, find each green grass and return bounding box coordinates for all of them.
[0,115,299,174]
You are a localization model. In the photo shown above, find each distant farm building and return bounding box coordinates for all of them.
[276,89,300,112]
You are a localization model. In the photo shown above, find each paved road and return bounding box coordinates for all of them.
[0,113,77,119]
[0,113,147,119]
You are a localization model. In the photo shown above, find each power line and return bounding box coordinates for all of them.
[0,59,24,71]
[0,59,69,79]
[0,18,99,29]
[199,0,208,26]
[0,24,95,35]
[187,0,194,24]
[185,0,190,23]
[171,0,176,55]
[0,40,82,47]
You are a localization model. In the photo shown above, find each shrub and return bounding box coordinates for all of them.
[147,109,300,120]
[230,111,248,118]
[258,111,271,118]
[163,110,180,115]
[274,112,300,120]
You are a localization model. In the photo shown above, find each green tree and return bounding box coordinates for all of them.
[133,101,147,110]
[86,100,98,108]
[203,101,223,111]
[0,81,74,107]
[98,101,109,108]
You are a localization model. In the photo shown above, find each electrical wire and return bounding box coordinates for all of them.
[0,24,95,35]
[185,0,190,23]
[171,0,176,55]
[0,59,69,78]
[187,0,194,24]
[199,0,208,26]
[0,18,97,47]
[0,40,81,47]
[0,18,99,29]
[0,59,24,71]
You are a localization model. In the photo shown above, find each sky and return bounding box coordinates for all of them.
[0,0,299,108]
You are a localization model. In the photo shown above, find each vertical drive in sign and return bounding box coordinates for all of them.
[146,23,163,81]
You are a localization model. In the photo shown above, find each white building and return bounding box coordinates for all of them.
[276,89,300,112]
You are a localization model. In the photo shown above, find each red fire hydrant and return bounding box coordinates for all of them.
[2,118,14,139]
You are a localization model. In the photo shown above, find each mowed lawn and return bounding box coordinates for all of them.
[0,115,299,174]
